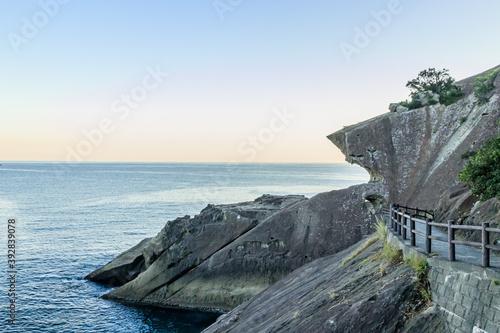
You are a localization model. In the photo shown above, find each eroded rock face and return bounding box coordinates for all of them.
[100,186,380,311]
[434,183,500,244]
[203,239,422,333]
[328,70,500,208]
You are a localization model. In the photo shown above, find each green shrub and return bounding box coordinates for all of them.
[400,99,422,110]
[401,68,464,110]
[461,150,477,160]
[459,135,500,201]
[440,85,465,106]
[459,116,468,125]
[474,69,500,104]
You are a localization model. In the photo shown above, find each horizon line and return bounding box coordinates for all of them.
[0,160,349,165]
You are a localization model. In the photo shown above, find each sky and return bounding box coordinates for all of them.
[1,0,499,163]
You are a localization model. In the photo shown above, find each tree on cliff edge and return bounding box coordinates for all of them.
[401,68,464,109]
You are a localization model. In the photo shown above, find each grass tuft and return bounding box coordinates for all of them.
[341,235,379,267]
[376,242,402,263]
[405,254,431,305]
[329,292,339,300]
[376,221,388,239]
[492,280,500,286]
[374,242,402,276]
[405,254,428,278]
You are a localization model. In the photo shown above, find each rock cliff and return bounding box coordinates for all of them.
[87,65,500,331]
[328,65,500,208]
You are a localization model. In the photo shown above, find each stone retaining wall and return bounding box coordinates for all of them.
[428,259,500,333]
[387,231,500,333]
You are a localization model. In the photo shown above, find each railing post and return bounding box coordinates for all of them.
[425,217,431,254]
[390,204,394,229]
[397,209,402,236]
[482,222,490,268]
[395,205,400,232]
[402,210,408,240]
[448,220,455,261]
[410,214,416,247]
[394,206,398,232]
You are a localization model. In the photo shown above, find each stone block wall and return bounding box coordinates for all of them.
[428,259,500,333]
[387,231,500,333]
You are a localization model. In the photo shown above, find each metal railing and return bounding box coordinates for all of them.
[385,204,500,268]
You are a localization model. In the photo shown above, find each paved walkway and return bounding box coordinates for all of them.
[383,213,500,271]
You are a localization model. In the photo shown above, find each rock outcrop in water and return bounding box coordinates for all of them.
[88,186,381,311]
[88,65,499,331]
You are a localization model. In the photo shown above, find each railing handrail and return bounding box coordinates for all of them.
[388,203,499,268]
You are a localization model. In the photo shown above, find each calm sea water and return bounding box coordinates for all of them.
[0,162,368,333]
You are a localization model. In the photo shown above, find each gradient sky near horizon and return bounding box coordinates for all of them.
[1,0,500,163]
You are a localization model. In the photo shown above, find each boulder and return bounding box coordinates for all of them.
[389,103,409,113]
[389,103,399,112]
[396,105,409,112]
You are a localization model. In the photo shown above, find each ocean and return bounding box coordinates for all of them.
[0,162,368,333]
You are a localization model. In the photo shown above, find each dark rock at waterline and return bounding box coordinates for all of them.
[85,237,151,286]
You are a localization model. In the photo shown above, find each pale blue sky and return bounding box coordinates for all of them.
[1,0,499,162]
